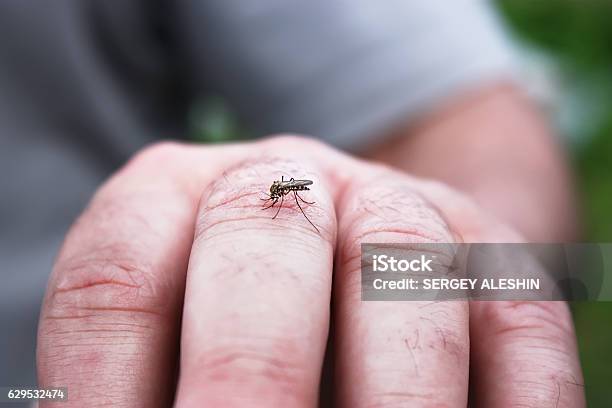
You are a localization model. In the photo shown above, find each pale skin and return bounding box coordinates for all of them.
[366,83,579,242]
[37,84,585,407]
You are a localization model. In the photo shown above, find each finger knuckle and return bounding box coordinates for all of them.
[352,185,449,239]
[47,244,169,321]
[338,184,452,275]
[196,158,332,241]
[39,252,166,380]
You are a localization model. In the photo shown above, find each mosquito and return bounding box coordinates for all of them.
[260,176,320,233]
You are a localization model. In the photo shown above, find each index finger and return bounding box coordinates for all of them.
[37,142,246,407]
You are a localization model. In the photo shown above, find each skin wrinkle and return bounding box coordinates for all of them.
[52,255,150,301]
[337,246,456,301]
[203,189,263,212]
[45,328,152,336]
[57,245,155,287]
[194,344,304,384]
[46,196,192,321]
[492,325,550,337]
[42,310,166,349]
[334,174,471,407]
[196,157,334,242]
[45,314,99,320]
[339,215,448,259]
[482,301,576,342]
[195,213,327,242]
[508,379,568,408]
[471,302,583,406]
[340,184,454,263]
[353,183,450,229]
[335,182,455,286]
[498,368,584,400]
[339,232,431,274]
[48,258,170,320]
[181,329,316,406]
[364,392,437,408]
[40,339,152,406]
[409,188,467,244]
[52,240,174,315]
[52,279,141,293]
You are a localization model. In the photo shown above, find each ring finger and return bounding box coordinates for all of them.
[333,169,470,407]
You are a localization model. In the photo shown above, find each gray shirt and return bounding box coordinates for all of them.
[0,0,515,393]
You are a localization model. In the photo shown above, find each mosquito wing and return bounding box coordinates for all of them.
[281,179,313,188]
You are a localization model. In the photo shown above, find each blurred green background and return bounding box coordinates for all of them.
[497,2,612,406]
[190,2,612,405]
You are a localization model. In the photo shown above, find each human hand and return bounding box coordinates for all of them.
[37,136,584,407]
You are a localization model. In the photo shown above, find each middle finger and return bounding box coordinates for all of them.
[175,157,337,407]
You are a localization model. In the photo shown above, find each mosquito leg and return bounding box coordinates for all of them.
[295,192,315,205]
[293,191,319,233]
[262,198,278,210]
[272,195,284,219]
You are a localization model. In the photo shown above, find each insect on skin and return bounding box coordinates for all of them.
[261,176,320,233]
